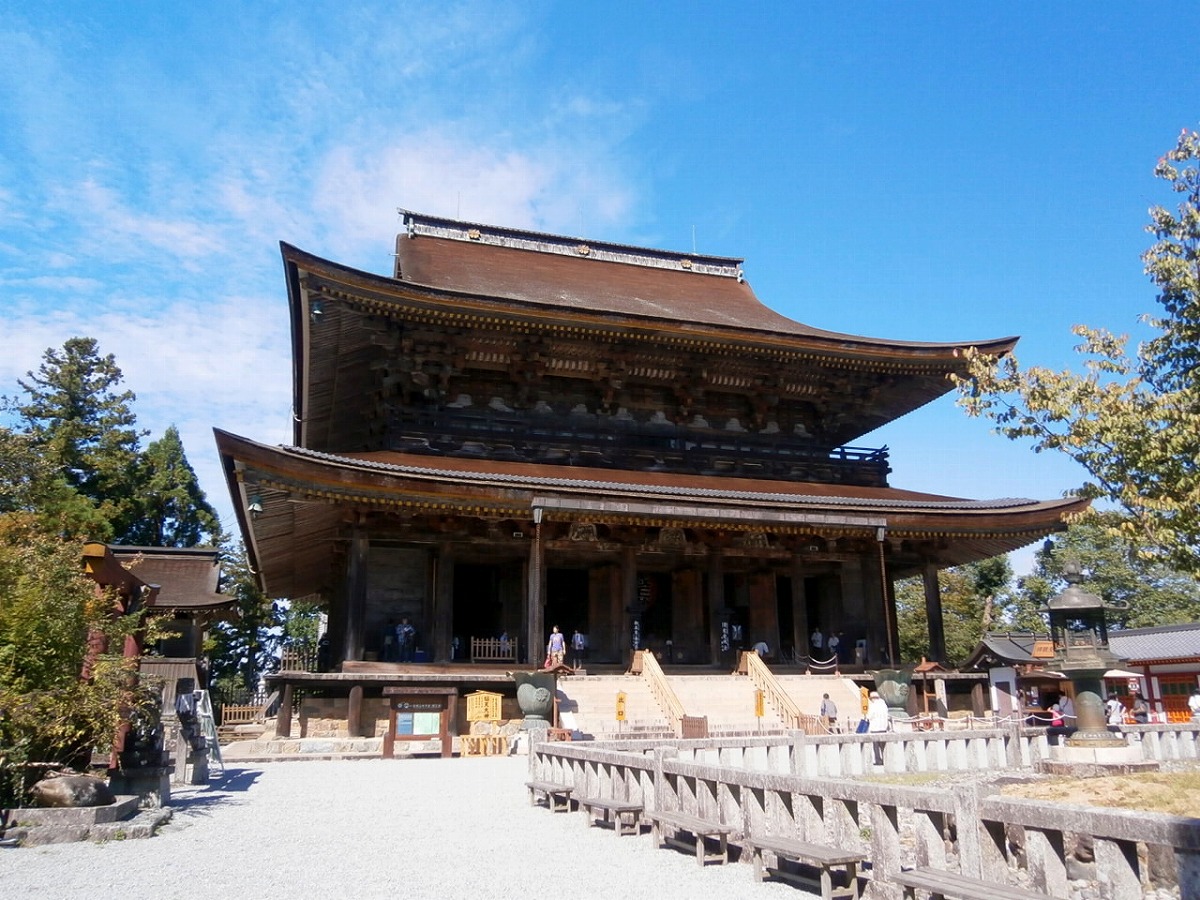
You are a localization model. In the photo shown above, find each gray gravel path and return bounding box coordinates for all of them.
[0,758,802,900]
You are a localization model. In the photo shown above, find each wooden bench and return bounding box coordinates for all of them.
[646,809,737,865]
[744,835,862,900]
[525,780,573,812]
[891,867,1051,900]
[577,796,643,836]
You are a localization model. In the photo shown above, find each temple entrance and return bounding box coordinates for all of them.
[545,568,589,643]
[637,572,673,658]
[452,564,505,656]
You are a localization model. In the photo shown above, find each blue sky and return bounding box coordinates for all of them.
[2,3,1197,574]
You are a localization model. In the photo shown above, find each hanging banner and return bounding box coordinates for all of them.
[631,619,641,650]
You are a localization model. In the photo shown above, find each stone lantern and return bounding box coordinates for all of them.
[1041,561,1126,750]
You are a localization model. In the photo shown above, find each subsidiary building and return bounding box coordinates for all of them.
[217,211,1085,674]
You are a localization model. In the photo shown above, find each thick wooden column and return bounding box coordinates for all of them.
[619,546,637,663]
[342,528,368,664]
[588,564,614,665]
[525,519,545,667]
[707,551,724,665]
[923,562,947,664]
[431,543,454,662]
[275,682,294,738]
[746,570,777,653]
[347,684,363,737]
[791,556,809,660]
[671,568,704,663]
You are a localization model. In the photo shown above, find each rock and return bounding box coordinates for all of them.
[30,774,116,808]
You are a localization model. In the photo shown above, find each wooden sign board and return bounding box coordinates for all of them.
[1031,640,1056,659]
[382,687,458,759]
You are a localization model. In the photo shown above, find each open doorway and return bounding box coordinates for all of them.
[545,568,589,648]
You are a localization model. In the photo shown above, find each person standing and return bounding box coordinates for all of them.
[547,625,566,668]
[810,627,824,653]
[819,692,839,732]
[827,632,841,662]
[1105,695,1125,726]
[1132,693,1150,724]
[395,617,416,663]
[571,629,586,669]
[1189,687,1200,723]
[1058,693,1075,726]
[866,690,889,765]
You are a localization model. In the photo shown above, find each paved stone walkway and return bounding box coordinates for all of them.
[0,757,801,900]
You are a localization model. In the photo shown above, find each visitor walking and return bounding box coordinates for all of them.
[546,625,566,668]
[867,690,890,766]
[819,692,839,732]
[570,629,587,669]
[1132,693,1150,725]
[1189,686,1200,723]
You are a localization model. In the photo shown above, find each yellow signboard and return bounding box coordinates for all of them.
[616,691,627,722]
[1032,640,1055,659]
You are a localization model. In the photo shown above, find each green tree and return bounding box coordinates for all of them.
[124,425,220,547]
[17,337,145,540]
[0,514,149,806]
[956,128,1200,576]
[1017,518,1200,630]
[896,556,1014,665]
[0,405,109,539]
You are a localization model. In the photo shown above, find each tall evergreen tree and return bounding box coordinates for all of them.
[17,337,145,539]
[125,425,220,547]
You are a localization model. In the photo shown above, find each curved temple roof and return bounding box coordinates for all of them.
[216,429,1087,601]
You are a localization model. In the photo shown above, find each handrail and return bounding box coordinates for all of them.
[631,650,687,736]
[739,650,805,729]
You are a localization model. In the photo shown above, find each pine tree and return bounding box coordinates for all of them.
[125,425,221,547]
[17,337,145,539]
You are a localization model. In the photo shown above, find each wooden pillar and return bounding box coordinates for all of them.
[431,543,454,662]
[343,528,368,664]
[587,565,611,666]
[746,570,777,653]
[525,518,545,668]
[276,682,294,738]
[619,546,637,664]
[791,555,809,661]
[347,684,363,737]
[671,568,704,663]
[707,551,724,665]
[923,562,947,664]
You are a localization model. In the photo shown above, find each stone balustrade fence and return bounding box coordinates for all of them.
[530,723,1200,899]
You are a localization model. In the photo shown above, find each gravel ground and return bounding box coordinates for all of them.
[0,758,803,900]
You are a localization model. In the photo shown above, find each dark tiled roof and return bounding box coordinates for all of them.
[109,546,233,611]
[964,632,1050,669]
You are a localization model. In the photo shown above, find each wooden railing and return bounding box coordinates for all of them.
[738,649,814,731]
[279,646,317,672]
[471,636,518,662]
[629,649,686,736]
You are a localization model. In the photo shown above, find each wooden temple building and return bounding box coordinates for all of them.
[217,211,1086,677]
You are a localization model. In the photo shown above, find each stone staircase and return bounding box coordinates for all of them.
[669,674,786,734]
[558,669,863,738]
[556,673,669,738]
[775,674,864,730]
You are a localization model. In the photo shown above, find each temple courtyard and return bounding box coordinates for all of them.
[0,757,802,900]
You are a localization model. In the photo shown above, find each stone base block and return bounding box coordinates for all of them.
[5,795,139,827]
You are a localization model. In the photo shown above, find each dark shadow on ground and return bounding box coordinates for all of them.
[167,767,263,815]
